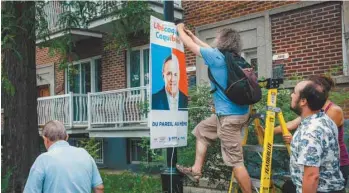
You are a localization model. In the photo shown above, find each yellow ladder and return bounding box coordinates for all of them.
[228,79,291,193]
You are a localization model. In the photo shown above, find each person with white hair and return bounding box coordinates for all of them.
[23,120,104,193]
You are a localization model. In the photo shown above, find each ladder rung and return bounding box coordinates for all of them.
[232,177,262,188]
[243,144,288,152]
[243,145,263,152]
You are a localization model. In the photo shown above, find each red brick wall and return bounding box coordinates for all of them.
[271,1,343,78]
[36,37,102,94]
[182,1,297,68]
[36,47,61,65]
[182,1,348,117]
[101,36,126,91]
[36,47,64,94]
[101,35,148,91]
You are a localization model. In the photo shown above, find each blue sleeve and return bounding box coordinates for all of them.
[200,47,223,68]
[23,156,45,193]
[91,156,103,188]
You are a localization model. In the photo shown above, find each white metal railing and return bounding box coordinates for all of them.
[88,86,148,126]
[37,93,88,127]
[94,138,104,164]
[43,1,122,32]
[72,94,88,125]
[42,1,181,32]
[43,1,65,32]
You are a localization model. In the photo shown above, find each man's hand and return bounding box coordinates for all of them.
[184,28,194,38]
[93,184,104,193]
[177,23,185,30]
[283,134,292,144]
[176,22,201,56]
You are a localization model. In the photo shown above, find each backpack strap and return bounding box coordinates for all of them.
[208,68,225,94]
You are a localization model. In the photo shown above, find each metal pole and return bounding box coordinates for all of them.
[161,1,183,193]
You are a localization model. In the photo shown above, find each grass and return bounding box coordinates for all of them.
[101,170,162,193]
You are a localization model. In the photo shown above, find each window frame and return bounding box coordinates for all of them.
[126,44,150,88]
[127,138,163,165]
[64,55,102,94]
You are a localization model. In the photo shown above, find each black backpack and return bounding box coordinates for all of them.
[208,50,261,105]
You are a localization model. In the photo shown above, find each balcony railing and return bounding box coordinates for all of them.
[37,93,88,127]
[42,1,181,32]
[37,87,150,131]
[88,86,148,127]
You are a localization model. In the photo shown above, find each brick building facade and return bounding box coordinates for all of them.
[2,0,339,171]
[35,1,348,120]
[182,1,349,118]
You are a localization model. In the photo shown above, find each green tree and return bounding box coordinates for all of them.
[2,2,39,192]
[1,1,156,191]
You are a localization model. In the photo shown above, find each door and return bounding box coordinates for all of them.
[37,85,50,97]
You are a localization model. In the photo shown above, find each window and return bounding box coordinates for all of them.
[127,45,150,88]
[127,138,162,164]
[242,50,258,77]
[128,138,147,164]
[65,56,102,94]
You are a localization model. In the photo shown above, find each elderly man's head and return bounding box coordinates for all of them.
[42,120,68,149]
[290,80,327,116]
[162,54,180,97]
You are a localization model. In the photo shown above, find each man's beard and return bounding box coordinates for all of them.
[290,99,302,116]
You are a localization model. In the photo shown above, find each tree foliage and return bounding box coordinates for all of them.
[1,1,157,191]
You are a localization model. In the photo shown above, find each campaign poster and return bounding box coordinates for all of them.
[149,16,188,149]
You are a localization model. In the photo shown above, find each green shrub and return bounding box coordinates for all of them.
[178,85,298,187]
[101,171,162,193]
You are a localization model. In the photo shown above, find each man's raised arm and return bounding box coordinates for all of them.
[176,23,201,56]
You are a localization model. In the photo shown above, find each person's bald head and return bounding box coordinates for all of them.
[290,80,326,115]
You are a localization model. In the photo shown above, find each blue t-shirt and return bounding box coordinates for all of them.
[200,47,248,116]
[23,141,103,193]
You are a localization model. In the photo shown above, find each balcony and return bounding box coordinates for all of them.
[37,93,88,134]
[87,86,149,138]
[36,87,150,137]
[37,1,183,44]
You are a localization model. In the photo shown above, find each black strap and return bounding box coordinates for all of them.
[207,49,250,94]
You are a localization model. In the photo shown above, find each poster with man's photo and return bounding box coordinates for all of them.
[149,16,188,149]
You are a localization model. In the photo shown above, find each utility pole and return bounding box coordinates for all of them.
[160,1,183,193]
